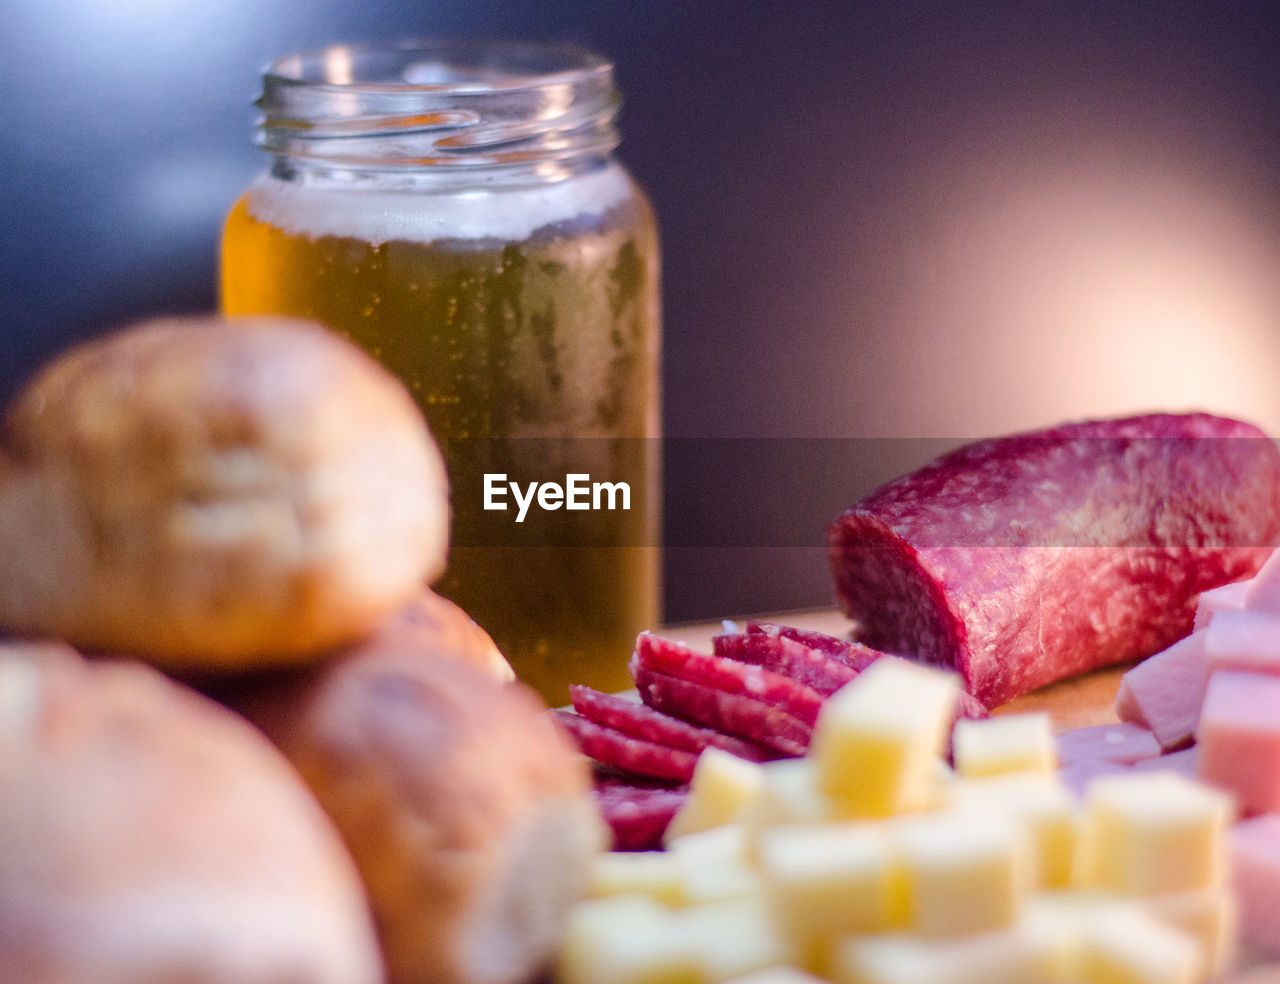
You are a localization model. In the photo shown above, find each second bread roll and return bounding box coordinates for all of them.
[244,640,603,984]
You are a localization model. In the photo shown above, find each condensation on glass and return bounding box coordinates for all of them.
[221,41,660,702]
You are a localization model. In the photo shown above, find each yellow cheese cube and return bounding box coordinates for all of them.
[1077,772,1232,895]
[828,917,1063,984]
[949,774,1078,888]
[811,657,960,818]
[589,850,687,906]
[953,712,1056,778]
[1073,905,1201,984]
[758,821,905,952]
[680,895,796,982]
[1143,889,1238,980]
[557,895,700,984]
[669,824,761,904]
[721,970,828,984]
[666,747,766,842]
[894,808,1032,937]
[738,758,834,863]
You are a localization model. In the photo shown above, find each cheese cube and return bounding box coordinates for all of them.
[1197,669,1280,814]
[828,918,1063,984]
[589,850,686,906]
[1073,905,1201,984]
[894,808,1032,937]
[953,712,1056,778]
[668,824,761,904]
[1143,889,1238,980]
[678,895,796,982]
[758,821,905,950]
[722,970,827,984]
[812,657,959,818]
[557,895,700,984]
[949,774,1078,888]
[1077,772,1232,896]
[666,747,766,841]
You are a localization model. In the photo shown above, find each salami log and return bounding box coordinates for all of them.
[827,413,1280,708]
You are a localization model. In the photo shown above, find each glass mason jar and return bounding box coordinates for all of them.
[221,41,660,703]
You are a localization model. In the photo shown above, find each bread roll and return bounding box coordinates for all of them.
[365,589,514,683]
[245,642,603,984]
[0,640,384,984]
[0,316,449,671]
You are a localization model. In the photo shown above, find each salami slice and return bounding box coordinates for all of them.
[635,633,826,726]
[713,631,862,695]
[569,685,777,762]
[745,621,884,673]
[631,658,812,757]
[592,783,688,851]
[828,413,1280,708]
[552,710,699,782]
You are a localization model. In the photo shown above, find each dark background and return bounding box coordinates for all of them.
[4,0,1280,621]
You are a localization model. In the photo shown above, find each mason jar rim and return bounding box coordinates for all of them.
[262,38,615,97]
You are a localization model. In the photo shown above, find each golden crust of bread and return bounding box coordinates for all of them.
[361,589,514,683]
[0,640,385,984]
[244,644,602,984]
[0,316,450,671]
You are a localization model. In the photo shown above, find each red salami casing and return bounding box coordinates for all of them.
[827,413,1280,708]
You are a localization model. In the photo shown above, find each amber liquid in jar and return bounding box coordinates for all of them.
[221,43,660,703]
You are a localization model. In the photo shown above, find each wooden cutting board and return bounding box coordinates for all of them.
[665,608,1128,729]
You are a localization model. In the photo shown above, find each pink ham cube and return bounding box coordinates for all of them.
[1130,746,1198,780]
[1244,547,1280,615]
[1230,814,1280,956]
[1056,722,1162,767]
[1203,609,1280,676]
[1114,631,1209,751]
[1194,579,1251,630]
[1197,670,1280,815]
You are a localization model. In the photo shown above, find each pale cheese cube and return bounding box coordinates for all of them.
[828,917,1063,984]
[666,747,767,842]
[1073,905,1201,984]
[668,824,761,904]
[953,712,1056,778]
[589,850,686,906]
[680,895,796,982]
[557,895,700,984]
[893,808,1032,937]
[812,657,960,818]
[949,774,1078,888]
[758,821,905,953]
[1077,771,1232,896]
[739,758,832,863]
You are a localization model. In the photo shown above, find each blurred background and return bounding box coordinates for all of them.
[3,0,1280,621]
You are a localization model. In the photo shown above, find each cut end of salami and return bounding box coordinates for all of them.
[828,412,1280,708]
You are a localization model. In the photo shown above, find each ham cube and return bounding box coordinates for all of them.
[1229,813,1280,956]
[1114,632,1209,751]
[1056,722,1162,768]
[1197,670,1280,815]
[1203,609,1280,676]
[1244,546,1280,614]
[1194,579,1251,630]
[1130,746,1199,780]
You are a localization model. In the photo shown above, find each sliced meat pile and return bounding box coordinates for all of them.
[828,412,1280,708]
[555,621,986,849]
